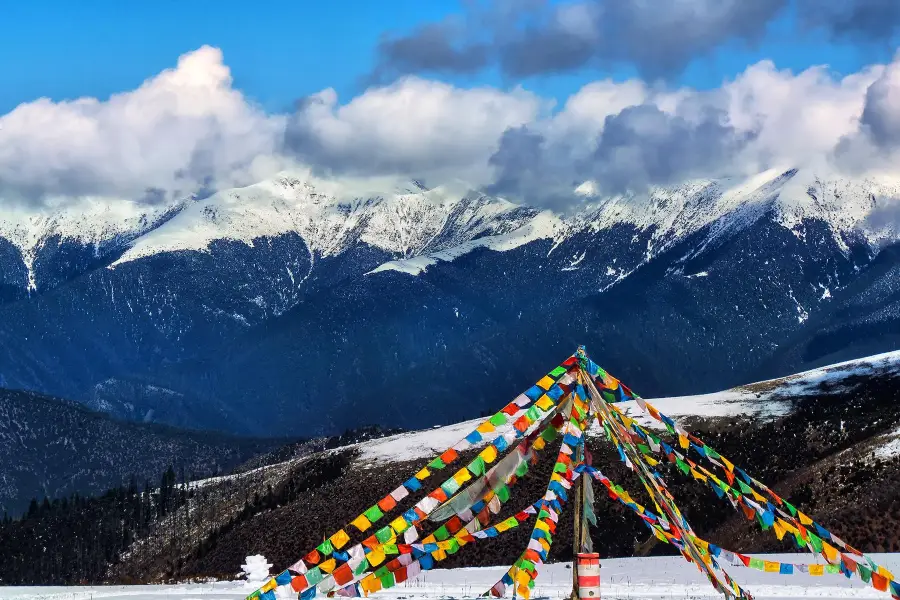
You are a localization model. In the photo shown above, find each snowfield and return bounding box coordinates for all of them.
[3,556,899,600]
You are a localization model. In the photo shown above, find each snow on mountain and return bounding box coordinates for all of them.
[0,196,184,290]
[369,211,562,276]
[109,171,539,269]
[2,166,898,290]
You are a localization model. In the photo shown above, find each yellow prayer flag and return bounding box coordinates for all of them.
[645,456,659,466]
[351,514,372,532]
[764,561,779,573]
[432,548,448,562]
[496,521,511,533]
[367,548,386,567]
[822,543,839,563]
[721,457,734,472]
[809,564,824,576]
[678,435,690,449]
[798,512,813,526]
[360,575,378,594]
[390,516,410,534]
[422,534,437,544]
[779,519,798,535]
[533,437,547,450]
[261,579,277,592]
[476,421,496,434]
[689,468,707,482]
[773,521,786,541]
[751,489,767,503]
[479,445,499,463]
[329,529,351,550]
[517,584,531,600]
[536,395,554,410]
[538,538,551,551]
[515,570,531,587]
[415,467,430,480]
[319,558,337,574]
[535,520,550,532]
[453,468,472,485]
[536,375,555,390]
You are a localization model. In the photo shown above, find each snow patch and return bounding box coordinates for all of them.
[368,211,561,276]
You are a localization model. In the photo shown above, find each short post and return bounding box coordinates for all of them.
[576,553,601,599]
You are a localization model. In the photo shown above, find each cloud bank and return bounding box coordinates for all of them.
[3,42,900,209]
[372,0,900,82]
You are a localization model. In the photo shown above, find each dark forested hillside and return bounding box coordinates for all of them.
[0,388,285,515]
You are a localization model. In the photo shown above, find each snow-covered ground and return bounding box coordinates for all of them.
[3,556,898,600]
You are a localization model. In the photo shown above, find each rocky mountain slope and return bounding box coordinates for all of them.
[0,168,898,435]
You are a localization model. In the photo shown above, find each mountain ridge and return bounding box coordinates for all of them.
[0,166,899,436]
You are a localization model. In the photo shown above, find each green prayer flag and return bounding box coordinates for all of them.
[826,565,839,575]
[549,366,566,377]
[353,559,369,576]
[737,480,753,495]
[858,565,872,583]
[553,462,567,473]
[503,517,518,528]
[540,427,558,442]
[809,532,824,553]
[364,505,384,522]
[749,558,764,571]
[520,559,536,573]
[469,456,486,476]
[705,446,721,460]
[526,406,540,421]
[383,544,399,555]
[374,566,390,579]
[316,539,334,555]
[489,413,508,426]
[379,573,395,589]
[428,457,446,470]
[496,485,510,503]
[675,458,690,475]
[784,501,798,517]
[434,524,450,542]
[441,479,461,496]
[375,526,393,543]
[515,460,529,477]
[305,567,324,585]
[538,509,551,519]
[446,539,460,554]
[637,443,651,455]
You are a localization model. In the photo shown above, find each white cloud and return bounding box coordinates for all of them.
[285,76,546,185]
[0,46,288,206]
[1,45,900,209]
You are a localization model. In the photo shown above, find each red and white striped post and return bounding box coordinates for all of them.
[576,553,601,599]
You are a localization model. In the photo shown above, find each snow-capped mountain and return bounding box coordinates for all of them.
[0,166,898,436]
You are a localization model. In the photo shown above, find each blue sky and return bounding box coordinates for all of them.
[2,0,896,115]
